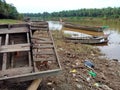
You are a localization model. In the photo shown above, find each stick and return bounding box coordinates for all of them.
[27,79,42,90]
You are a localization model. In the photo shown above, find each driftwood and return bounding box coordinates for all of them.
[27,79,42,90]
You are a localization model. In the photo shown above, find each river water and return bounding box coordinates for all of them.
[48,20,120,61]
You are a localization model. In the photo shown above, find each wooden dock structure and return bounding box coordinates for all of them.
[0,21,61,83]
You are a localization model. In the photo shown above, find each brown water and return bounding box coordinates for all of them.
[48,20,120,61]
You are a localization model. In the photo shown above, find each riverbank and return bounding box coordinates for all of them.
[39,30,120,90]
[0,22,120,90]
[0,19,23,24]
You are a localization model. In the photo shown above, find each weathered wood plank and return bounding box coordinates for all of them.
[31,25,48,27]
[30,28,48,31]
[33,51,54,55]
[31,21,48,24]
[32,40,53,44]
[0,28,29,34]
[27,79,42,90]
[0,43,30,53]
[34,57,56,62]
[2,53,7,70]
[27,32,32,67]
[0,67,33,77]
[33,45,54,49]
[2,34,9,70]
[0,37,2,46]
[31,37,51,41]
[11,41,14,68]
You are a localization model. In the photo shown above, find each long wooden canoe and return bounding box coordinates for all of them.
[64,35,108,44]
[63,22,108,32]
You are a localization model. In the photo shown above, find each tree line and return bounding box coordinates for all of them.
[0,0,23,19]
[24,7,120,20]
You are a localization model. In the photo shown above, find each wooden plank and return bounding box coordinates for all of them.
[27,32,32,67]
[33,51,54,55]
[31,37,51,41]
[2,53,7,70]
[28,51,32,67]
[30,28,48,31]
[5,34,9,45]
[0,37,1,46]
[27,79,42,90]
[34,57,56,62]
[33,45,54,49]
[11,41,14,68]
[0,43,30,53]
[31,21,48,24]
[32,40,53,44]
[2,34,9,70]
[31,25,48,27]
[0,67,33,77]
[0,28,29,34]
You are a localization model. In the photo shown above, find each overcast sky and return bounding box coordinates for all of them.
[6,0,120,13]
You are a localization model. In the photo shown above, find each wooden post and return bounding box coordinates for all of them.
[11,41,14,67]
[2,34,9,70]
[27,32,32,67]
[27,79,42,90]
[0,37,1,46]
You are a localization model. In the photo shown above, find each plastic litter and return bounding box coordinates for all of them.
[88,70,97,77]
[84,60,94,68]
[86,77,91,82]
[70,69,77,73]
[94,83,100,87]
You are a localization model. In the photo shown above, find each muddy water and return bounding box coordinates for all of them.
[48,20,120,61]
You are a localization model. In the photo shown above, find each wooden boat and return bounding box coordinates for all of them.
[0,22,61,83]
[64,35,108,44]
[63,22,108,32]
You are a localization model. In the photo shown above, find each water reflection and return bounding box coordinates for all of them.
[48,20,120,61]
[63,30,92,38]
[48,21,62,30]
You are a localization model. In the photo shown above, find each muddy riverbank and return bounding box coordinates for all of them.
[0,30,120,90]
[41,30,120,90]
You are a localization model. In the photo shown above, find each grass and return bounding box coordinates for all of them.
[0,19,23,24]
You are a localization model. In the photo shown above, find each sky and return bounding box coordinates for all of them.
[6,0,120,13]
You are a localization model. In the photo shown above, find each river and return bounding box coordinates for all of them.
[48,20,120,61]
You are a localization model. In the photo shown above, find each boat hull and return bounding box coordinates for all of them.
[63,22,104,32]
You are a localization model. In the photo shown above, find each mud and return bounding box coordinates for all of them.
[0,31,120,90]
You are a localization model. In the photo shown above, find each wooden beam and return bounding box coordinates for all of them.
[27,32,32,67]
[30,25,48,27]
[11,41,14,68]
[0,43,30,53]
[30,28,48,31]
[0,28,29,34]
[27,79,42,90]
[34,57,56,62]
[0,67,33,77]
[33,45,54,49]
[0,37,2,46]
[2,34,9,70]
[33,51,54,55]
[31,37,51,41]
[32,40,53,44]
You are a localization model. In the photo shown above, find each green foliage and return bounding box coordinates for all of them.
[0,19,22,24]
[24,7,120,20]
[0,0,21,19]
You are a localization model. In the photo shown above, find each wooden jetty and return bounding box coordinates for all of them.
[0,21,61,83]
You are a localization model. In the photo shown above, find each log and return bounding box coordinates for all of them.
[27,79,42,90]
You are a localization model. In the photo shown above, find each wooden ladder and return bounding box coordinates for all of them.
[30,21,61,72]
